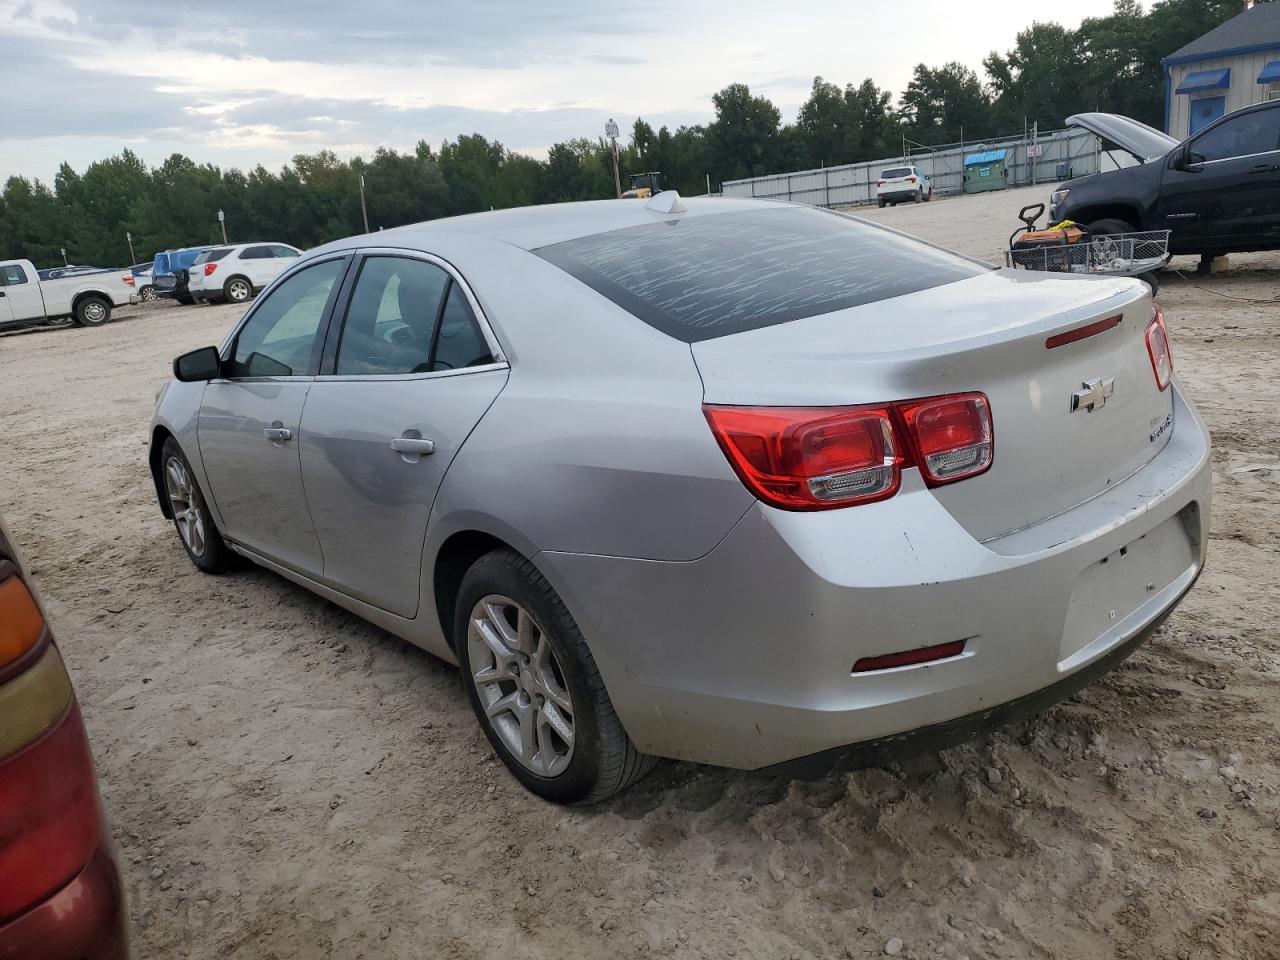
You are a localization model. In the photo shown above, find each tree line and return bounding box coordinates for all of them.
[0,0,1240,269]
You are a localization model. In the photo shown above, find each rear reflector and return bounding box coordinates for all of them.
[853,639,967,673]
[1146,304,1173,390]
[0,574,45,668]
[1046,314,1121,349]
[0,701,101,920]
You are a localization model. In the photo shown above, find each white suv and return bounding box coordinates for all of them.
[876,165,932,207]
[187,243,302,304]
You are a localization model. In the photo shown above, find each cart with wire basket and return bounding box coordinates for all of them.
[1005,202,1170,292]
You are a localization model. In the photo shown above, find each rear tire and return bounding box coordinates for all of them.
[73,296,111,327]
[914,188,924,203]
[455,548,655,804]
[160,438,230,574]
[224,276,252,304]
[878,199,886,208]
[140,285,157,302]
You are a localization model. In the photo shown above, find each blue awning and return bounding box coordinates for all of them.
[1176,68,1230,94]
[963,149,1006,166]
[1258,61,1280,84]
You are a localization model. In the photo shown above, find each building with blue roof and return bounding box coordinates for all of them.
[1163,1,1280,138]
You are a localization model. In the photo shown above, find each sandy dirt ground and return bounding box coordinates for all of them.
[2,185,1279,960]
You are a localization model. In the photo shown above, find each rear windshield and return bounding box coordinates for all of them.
[534,207,983,342]
[193,248,234,264]
[881,167,913,178]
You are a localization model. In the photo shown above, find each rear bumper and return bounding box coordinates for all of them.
[539,383,1211,769]
[0,841,129,960]
[879,188,922,200]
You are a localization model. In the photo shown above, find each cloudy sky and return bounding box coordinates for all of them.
[1,0,1119,181]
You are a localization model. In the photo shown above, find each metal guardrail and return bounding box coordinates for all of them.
[720,127,1113,208]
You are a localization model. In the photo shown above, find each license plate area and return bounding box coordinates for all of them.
[1059,512,1196,667]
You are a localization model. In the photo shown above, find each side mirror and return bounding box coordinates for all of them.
[173,346,221,382]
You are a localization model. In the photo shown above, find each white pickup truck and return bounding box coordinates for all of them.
[0,259,138,332]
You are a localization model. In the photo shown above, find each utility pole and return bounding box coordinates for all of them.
[60,247,68,267]
[359,174,370,233]
[706,173,711,196]
[605,118,622,198]
[217,209,227,244]
[126,231,136,264]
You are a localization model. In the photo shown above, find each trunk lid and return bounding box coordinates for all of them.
[692,269,1173,541]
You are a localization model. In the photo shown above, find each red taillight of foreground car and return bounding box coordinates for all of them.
[704,392,993,510]
[1146,304,1173,390]
[0,702,102,920]
[203,263,218,277]
[897,393,994,485]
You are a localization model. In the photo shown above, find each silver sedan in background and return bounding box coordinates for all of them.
[150,193,1210,803]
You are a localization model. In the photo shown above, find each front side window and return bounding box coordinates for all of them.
[335,256,449,375]
[229,258,344,377]
[1192,109,1280,162]
[1,264,28,285]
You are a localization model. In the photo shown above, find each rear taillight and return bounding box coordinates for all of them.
[203,263,218,277]
[1145,304,1173,390]
[907,176,917,183]
[121,274,135,287]
[897,393,993,485]
[877,180,884,186]
[0,701,102,919]
[0,562,100,920]
[0,574,44,667]
[704,392,993,510]
[704,405,903,509]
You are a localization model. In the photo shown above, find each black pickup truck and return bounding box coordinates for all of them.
[1050,101,1280,258]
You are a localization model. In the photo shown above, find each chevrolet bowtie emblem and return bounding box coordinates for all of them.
[1071,377,1114,413]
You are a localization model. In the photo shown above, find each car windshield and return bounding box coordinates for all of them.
[882,168,913,178]
[534,207,984,343]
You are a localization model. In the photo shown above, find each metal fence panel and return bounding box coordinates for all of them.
[721,127,1108,207]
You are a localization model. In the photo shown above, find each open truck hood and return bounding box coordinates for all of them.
[1066,112,1179,163]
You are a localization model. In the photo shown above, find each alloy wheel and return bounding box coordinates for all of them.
[229,279,251,302]
[164,455,206,557]
[467,594,575,776]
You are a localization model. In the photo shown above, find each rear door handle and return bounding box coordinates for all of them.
[390,437,435,455]
[263,424,292,443]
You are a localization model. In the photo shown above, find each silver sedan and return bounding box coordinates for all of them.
[150,193,1210,803]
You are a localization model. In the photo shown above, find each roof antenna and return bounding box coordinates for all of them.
[644,190,686,215]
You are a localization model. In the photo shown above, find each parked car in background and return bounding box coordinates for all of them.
[876,165,932,206]
[1051,101,1280,256]
[151,195,1209,804]
[129,262,157,302]
[151,247,211,304]
[0,511,129,958]
[0,259,137,330]
[187,243,302,304]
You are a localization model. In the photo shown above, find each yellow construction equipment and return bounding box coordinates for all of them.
[621,172,664,199]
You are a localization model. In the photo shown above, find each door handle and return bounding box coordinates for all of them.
[390,437,435,455]
[1251,163,1279,173]
[263,424,292,443]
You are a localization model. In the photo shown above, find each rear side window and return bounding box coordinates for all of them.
[1,264,28,285]
[431,283,491,372]
[193,248,233,265]
[241,246,275,260]
[335,256,450,375]
[534,207,983,342]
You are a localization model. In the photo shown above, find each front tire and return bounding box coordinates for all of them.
[1086,217,1136,236]
[455,549,654,804]
[878,198,886,208]
[73,296,111,326]
[160,438,230,574]
[224,276,252,304]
